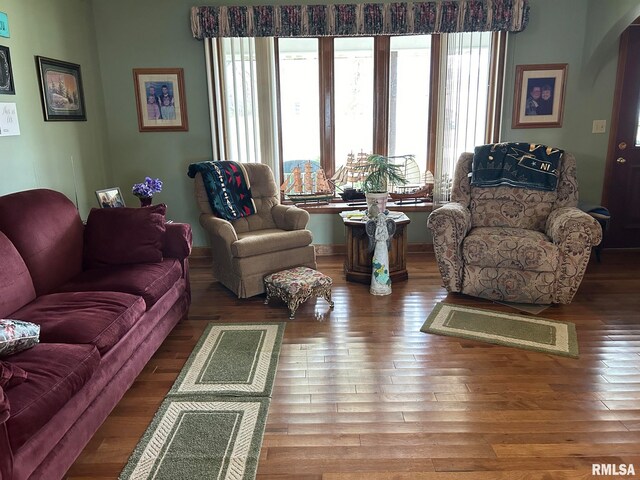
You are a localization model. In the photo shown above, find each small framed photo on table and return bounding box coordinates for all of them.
[96,187,126,208]
[133,68,188,132]
[512,63,567,129]
[35,56,86,121]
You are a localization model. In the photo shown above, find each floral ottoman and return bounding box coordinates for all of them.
[264,267,334,319]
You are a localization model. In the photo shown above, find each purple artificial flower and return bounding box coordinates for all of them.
[132,177,163,198]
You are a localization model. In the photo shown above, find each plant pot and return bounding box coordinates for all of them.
[365,191,388,215]
[139,196,153,207]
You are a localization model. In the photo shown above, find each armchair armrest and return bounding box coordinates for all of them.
[427,202,472,241]
[427,202,472,293]
[271,204,310,231]
[546,207,602,304]
[199,214,238,246]
[546,207,602,246]
[162,222,193,260]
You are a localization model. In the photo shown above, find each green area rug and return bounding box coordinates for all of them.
[421,303,578,358]
[120,323,285,480]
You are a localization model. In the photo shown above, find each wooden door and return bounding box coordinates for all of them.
[603,24,640,247]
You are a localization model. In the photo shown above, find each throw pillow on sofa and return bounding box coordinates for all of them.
[0,319,40,357]
[84,204,167,268]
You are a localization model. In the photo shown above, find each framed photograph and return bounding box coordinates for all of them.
[0,45,14,94]
[95,187,126,208]
[35,56,86,121]
[133,68,188,132]
[512,63,567,129]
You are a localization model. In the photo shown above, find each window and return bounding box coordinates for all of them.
[437,32,493,200]
[334,38,375,175]
[219,38,261,163]
[209,33,504,201]
[388,36,431,163]
[277,39,321,171]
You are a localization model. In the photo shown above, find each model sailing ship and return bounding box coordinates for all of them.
[333,152,433,202]
[388,168,434,202]
[280,160,334,204]
[331,151,368,201]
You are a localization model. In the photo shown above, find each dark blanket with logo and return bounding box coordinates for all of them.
[187,161,256,221]
[470,143,564,191]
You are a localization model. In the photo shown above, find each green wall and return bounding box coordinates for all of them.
[501,0,640,206]
[4,0,634,246]
[90,0,212,243]
[0,0,109,218]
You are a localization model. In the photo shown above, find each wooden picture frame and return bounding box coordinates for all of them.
[133,68,188,132]
[512,63,567,129]
[95,187,126,208]
[35,56,86,121]
[0,45,14,94]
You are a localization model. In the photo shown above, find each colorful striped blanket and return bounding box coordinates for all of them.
[470,143,563,191]
[187,161,256,221]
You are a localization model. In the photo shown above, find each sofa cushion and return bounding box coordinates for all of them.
[11,292,145,354]
[0,361,28,389]
[84,204,167,268]
[232,228,313,258]
[462,226,560,272]
[0,319,40,358]
[0,231,36,318]
[56,259,182,309]
[5,343,100,451]
[0,189,84,296]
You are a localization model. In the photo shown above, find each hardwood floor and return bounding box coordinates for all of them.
[67,251,640,479]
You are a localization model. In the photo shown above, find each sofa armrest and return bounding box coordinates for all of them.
[427,202,472,293]
[546,207,602,246]
[271,204,310,231]
[0,387,12,479]
[162,222,193,260]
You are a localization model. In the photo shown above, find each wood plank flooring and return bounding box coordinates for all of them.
[67,251,640,479]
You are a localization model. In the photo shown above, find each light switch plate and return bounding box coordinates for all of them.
[592,120,606,134]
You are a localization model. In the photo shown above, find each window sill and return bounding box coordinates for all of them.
[286,200,434,214]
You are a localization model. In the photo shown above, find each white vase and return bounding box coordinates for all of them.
[365,192,388,214]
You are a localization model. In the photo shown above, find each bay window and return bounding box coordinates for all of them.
[208,31,504,202]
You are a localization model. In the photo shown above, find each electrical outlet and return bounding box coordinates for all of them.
[592,120,606,134]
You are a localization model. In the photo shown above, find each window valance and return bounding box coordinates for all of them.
[190,1,529,39]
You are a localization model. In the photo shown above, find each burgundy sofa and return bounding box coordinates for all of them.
[0,189,192,480]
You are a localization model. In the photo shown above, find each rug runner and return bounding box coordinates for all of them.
[120,323,285,480]
[421,303,578,358]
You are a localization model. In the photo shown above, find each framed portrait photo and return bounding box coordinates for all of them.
[95,187,126,208]
[0,45,15,95]
[35,56,86,121]
[512,63,567,129]
[133,68,188,132]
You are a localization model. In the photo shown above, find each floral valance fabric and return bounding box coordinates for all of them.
[191,1,529,39]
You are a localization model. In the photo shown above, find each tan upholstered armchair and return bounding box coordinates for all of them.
[194,163,316,298]
[427,152,602,304]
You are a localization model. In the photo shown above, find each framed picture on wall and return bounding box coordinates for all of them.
[95,187,126,208]
[35,56,86,121]
[0,45,15,95]
[133,68,188,132]
[512,63,568,129]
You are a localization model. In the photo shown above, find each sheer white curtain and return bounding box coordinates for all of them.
[205,37,280,180]
[434,32,492,203]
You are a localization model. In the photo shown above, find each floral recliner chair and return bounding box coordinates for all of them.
[427,151,602,304]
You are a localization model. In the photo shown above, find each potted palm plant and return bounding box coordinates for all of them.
[358,154,408,213]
